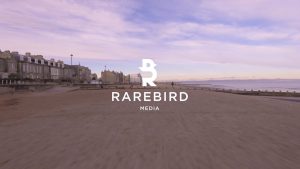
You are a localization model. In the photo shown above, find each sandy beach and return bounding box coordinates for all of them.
[0,86,300,169]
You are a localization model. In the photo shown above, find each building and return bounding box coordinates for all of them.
[79,65,91,82]
[101,70,124,84]
[101,70,141,85]
[0,50,18,79]
[129,74,142,84]
[0,50,93,83]
[0,58,7,79]
[63,65,76,81]
[124,75,130,84]
[48,59,64,80]
[66,65,91,83]
[91,73,98,80]
[17,53,47,80]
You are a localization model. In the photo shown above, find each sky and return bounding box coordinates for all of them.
[0,0,300,80]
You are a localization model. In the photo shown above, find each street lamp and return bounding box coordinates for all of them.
[70,54,73,84]
[70,54,73,65]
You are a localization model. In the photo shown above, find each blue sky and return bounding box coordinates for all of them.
[0,0,300,80]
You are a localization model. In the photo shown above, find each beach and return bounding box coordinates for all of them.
[0,86,300,169]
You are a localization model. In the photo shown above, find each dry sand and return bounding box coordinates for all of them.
[0,86,300,169]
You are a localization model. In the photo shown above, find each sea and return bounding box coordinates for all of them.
[180,79,300,93]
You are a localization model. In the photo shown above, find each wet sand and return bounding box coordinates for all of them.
[0,87,300,169]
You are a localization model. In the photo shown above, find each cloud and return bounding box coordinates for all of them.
[200,0,300,25]
[0,0,300,79]
[0,0,146,58]
[154,22,298,43]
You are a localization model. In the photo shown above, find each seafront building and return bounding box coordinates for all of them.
[91,73,98,80]
[101,70,124,84]
[129,74,142,84]
[68,65,92,82]
[0,50,142,85]
[0,50,92,83]
[101,70,141,85]
[0,51,18,79]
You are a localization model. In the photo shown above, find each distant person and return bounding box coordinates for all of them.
[171,81,174,88]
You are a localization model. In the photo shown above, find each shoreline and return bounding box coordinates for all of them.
[175,83,300,97]
[1,82,300,97]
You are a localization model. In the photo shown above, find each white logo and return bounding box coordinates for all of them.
[139,59,157,87]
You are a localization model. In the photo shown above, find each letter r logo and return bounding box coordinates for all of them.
[139,59,157,87]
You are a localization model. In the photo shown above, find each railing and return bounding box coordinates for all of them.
[0,79,20,86]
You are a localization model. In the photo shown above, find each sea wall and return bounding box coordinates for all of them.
[0,87,13,94]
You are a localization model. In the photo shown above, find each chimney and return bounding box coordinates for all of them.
[19,55,24,61]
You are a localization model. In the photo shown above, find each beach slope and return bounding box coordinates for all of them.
[0,88,300,169]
